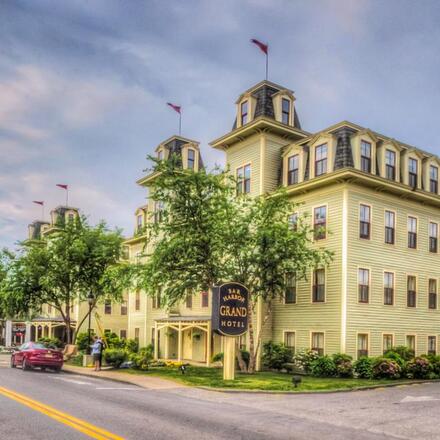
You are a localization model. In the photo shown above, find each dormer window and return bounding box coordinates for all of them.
[360,141,372,173]
[240,101,248,126]
[315,144,328,177]
[287,154,299,185]
[137,214,143,231]
[430,165,438,193]
[408,158,418,188]
[236,164,251,194]
[187,149,195,170]
[158,150,164,160]
[154,201,164,223]
[68,213,74,222]
[385,149,396,180]
[281,98,290,124]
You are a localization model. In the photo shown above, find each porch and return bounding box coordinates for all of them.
[154,316,219,367]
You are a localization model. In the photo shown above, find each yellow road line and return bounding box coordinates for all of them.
[0,385,124,440]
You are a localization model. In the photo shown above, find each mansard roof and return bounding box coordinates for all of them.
[232,80,302,130]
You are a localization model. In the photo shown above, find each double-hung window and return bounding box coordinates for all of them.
[185,292,193,308]
[137,214,143,232]
[429,279,437,310]
[385,150,396,180]
[385,211,395,244]
[357,334,369,358]
[406,335,416,356]
[121,301,127,316]
[408,216,417,249]
[407,275,416,308]
[359,204,371,239]
[314,206,327,240]
[152,289,161,309]
[288,213,298,231]
[358,268,369,303]
[429,222,438,253]
[430,165,438,193]
[408,158,418,188]
[104,300,112,315]
[311,332,324,356]
[135,291,141,311]
[383,334,394,354]
[281,98,290,124]
[236,165,251,195]
[360,141,372,173]
[287,154,299,185]
[312,269,325,302]
[284,332,295,352]
[384,272,394,305]
[240,100,248,125]
[187,149,195,170]
[201,291,209,308]
[428,336,437,355]
[285,273,296,304]
[315,144,327,176]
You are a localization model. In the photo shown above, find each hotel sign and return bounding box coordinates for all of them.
[212,282,249,336]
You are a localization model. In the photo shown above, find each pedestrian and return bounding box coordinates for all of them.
[91,336,103,371]
[97,336,105,371]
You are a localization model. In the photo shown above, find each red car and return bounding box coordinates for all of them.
[11,342,63,372]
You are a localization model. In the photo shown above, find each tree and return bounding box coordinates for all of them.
[225,191,332,372]
[0,216,129,344]
[136,156,236,304]
[136,157,332,373]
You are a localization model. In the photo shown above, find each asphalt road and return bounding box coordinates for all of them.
[1,354,440,440]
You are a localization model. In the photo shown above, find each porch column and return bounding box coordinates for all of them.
[48,323,52,338]
[5,320,12,347]
[177,322,182,362]
[164,326,170,360]
[206,322,211,367]
[25,322,31,342]
[154,322,159,360]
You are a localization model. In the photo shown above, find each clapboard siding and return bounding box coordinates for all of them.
[271,184,344,354]
[346,184,440,357]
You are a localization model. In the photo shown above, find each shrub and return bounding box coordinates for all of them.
[237,350,250,368]
[372,357,401,379]
[383,351,405,369]
[105,332,125,349]
[310,355,337,377]
[262,342,293,371]
[406,357,431,379]
[125,339,139,354]
[130,345,153,370]
[292,349,320,373]
[212,352,224,364]
[37,337,63,349]
[103,348,127,368]
[75,332,95,351]
[353,356,374,379]
[423,354,440,377]
[331,353,353,378]
[385,346,414,362]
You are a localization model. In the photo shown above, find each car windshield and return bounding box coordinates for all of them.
[30,343,49,350]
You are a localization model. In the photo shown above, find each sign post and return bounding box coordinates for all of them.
[211,282,249,381]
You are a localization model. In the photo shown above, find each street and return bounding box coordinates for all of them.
[1,356,440,440]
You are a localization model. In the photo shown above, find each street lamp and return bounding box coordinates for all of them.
[87,293,94,355]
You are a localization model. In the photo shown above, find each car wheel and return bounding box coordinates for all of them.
[53,366,61,373]
[22,359,31,371]
[41,367,46,372]
[10,357,16,368]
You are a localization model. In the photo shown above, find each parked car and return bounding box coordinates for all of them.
[10,342,63,372]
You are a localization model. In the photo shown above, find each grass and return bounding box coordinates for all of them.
[118,366,412,392]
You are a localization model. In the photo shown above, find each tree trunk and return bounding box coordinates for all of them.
[247,300,257,374]
[65,304,72,345]
[73,301,97,343]
[236,340,247,372]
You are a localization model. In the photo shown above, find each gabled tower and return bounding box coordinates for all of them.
[210,80,308,196]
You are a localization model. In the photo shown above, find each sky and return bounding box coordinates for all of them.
[1,0,440,249]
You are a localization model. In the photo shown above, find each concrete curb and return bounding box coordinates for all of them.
[63,365,440,395]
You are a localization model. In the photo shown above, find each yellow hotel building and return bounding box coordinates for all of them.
[1,206,128,346]
[125,80,440,367]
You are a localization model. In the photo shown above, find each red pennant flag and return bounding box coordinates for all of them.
[167,102,181,114]
[250,38,268,55]
[56,184,68,190]
[33,201,44,206]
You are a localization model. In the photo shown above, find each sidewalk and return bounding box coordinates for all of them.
[63,365,186,390]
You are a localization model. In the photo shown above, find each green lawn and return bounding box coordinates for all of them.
[119,366,411,392]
